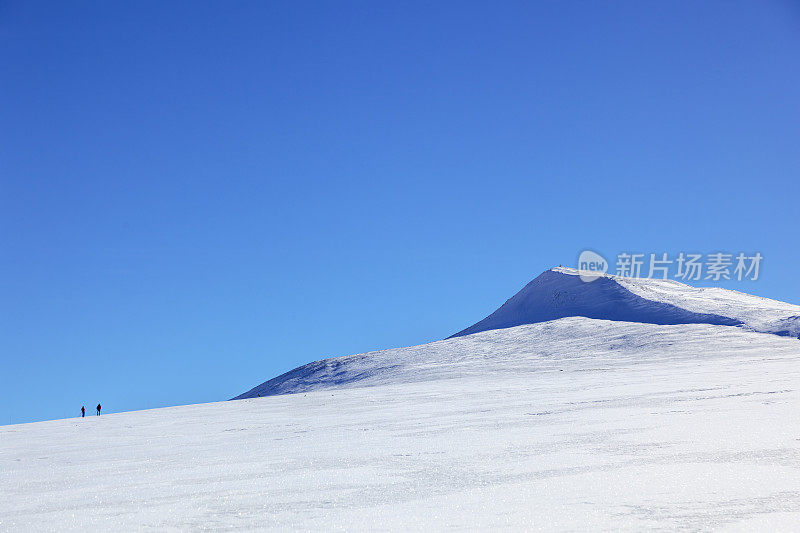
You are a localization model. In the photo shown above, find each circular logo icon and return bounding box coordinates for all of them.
[577,250,608,282]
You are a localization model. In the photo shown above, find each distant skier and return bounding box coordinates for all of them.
[96,403,101,416]
[81,406,85,418]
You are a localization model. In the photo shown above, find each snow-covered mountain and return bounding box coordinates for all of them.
[452,267,800,338]
[5,268,800,530]
[235,268,800,399]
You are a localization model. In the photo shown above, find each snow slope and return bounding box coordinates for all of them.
[614,271,800,338]
[236,268,800,399]
[3,319,800,530]
[452,267,800,338]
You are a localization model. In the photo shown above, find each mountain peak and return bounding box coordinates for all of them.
[450,267,800,339]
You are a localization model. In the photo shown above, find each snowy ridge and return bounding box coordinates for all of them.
[611,270,800,338]
[235,268,800,400]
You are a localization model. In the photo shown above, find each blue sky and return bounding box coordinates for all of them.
[2,1,799,424]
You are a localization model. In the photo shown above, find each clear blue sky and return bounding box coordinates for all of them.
[2,1,799,424]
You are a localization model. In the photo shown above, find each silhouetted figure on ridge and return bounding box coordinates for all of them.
[81,406,85,418]
[96,403,101,416]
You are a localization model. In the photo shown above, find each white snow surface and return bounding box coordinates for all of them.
[3,318,800,531]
